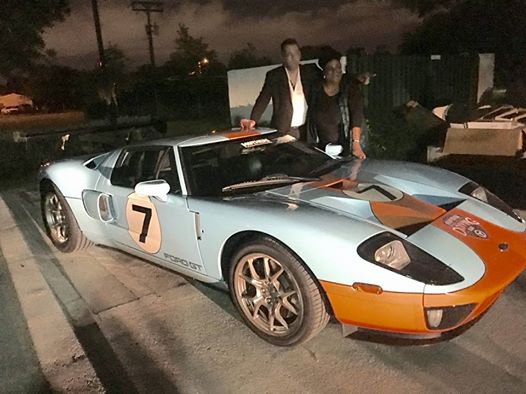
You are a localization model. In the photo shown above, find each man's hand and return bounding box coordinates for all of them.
[240,119,256,130]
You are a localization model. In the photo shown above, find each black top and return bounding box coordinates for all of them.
[314,89,341,147]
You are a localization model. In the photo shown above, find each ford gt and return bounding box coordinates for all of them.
[38,127,526,346]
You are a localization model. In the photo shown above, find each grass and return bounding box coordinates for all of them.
[0,111,230,137]
[0,112,86,134]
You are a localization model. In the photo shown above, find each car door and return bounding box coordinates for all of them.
[95,145,207,277]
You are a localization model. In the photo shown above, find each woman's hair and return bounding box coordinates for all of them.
[317,49,342,71]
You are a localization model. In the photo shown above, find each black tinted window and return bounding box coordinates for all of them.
[181,134,332,196]
[111,147,180,193]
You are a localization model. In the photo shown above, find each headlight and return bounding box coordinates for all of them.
[470,186,488,202]
[460,182,523,223]
[358,233,464,285]
[374,240,410,270]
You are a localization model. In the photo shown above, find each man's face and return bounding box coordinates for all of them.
[281,44,301,71]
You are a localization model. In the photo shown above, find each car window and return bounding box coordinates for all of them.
[155,148,181,194]
[181,135,333,197]
[111,147,181,194]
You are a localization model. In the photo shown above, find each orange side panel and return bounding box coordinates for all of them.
[320,280,428,333]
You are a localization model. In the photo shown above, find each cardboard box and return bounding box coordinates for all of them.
[443,125,523,156]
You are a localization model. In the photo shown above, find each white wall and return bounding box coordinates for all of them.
[227,59,323,126]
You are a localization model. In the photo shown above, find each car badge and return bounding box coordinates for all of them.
[442,214,488,239]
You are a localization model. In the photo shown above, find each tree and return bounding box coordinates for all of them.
[0,0,70,78]
[301,45,340,61]
[103,43,130,87]
[163,24,223,76]
[228,43,271,70]
[23,64,85,111]
[391,0,462,17]
[398,0,526,86]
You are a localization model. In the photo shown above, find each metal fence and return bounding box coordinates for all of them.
[346,53,480,111]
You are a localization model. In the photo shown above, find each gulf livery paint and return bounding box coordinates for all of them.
[38,128,526,345]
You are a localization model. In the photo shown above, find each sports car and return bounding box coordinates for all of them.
[38,127,526,346]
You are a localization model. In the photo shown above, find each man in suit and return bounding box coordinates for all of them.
[247,38,319,140]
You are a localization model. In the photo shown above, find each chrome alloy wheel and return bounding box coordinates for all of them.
[233,253,303,336]
[44,192,69,244]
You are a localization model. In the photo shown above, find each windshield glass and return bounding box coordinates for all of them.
[180,133,335,196]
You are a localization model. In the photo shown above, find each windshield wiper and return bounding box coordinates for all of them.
[222,175,319,192]
[308,157,351,176]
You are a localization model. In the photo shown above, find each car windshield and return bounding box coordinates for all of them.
[180,133,337,196]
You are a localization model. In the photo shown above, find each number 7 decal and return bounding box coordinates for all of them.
[126,193,162,253]
[132,204,152,243]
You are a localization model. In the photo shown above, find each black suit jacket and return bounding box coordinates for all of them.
[250,64,320,135]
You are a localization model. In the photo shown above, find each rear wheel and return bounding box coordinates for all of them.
[229,237,329,346]
[41,184,92,253]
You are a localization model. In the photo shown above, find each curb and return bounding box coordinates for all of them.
[0,196,104,393]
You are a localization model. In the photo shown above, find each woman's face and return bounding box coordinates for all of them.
[324,59,342,84]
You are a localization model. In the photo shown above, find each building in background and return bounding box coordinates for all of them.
[0,93,34,114]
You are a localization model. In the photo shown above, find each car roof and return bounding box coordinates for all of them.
[140,127,278,148]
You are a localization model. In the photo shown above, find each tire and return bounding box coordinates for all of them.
[229,237,329,346]
[41,183,92,253]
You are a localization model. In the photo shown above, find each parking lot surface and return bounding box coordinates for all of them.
[1,186,526,393]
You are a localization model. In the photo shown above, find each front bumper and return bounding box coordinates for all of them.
[320,207,526,336]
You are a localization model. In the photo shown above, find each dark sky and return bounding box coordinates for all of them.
[43,0,420,69]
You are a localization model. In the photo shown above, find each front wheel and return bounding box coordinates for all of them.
[229,237,329,346]
[41,184,92,253]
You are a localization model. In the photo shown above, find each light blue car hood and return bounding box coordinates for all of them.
[263,159,468,233]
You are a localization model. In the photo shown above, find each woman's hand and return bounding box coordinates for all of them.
[352,140,366,159]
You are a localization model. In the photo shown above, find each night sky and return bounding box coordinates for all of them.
[43,0,420,69]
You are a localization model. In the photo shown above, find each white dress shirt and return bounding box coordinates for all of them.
[285,67,307,127]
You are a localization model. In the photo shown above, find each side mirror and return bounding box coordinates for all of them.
[325,143,343,158]
[135,179,170,202]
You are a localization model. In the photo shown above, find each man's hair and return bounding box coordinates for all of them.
[280,38,300,53]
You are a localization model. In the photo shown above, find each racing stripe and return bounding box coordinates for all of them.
[370,194,446,234]
[416,208,526,330]
[428,208,526,302]
[223,130,261,140]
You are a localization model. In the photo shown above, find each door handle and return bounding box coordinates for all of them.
[194,212,202,240]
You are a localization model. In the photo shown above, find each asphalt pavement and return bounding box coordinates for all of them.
[2,184,526,393]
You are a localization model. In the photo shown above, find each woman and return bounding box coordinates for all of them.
[307,52,366,159]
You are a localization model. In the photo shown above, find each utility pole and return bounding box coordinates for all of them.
[91,0,106,69]
[131,1,163,116]
[131,1,163,68]
[92,0,119,124]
